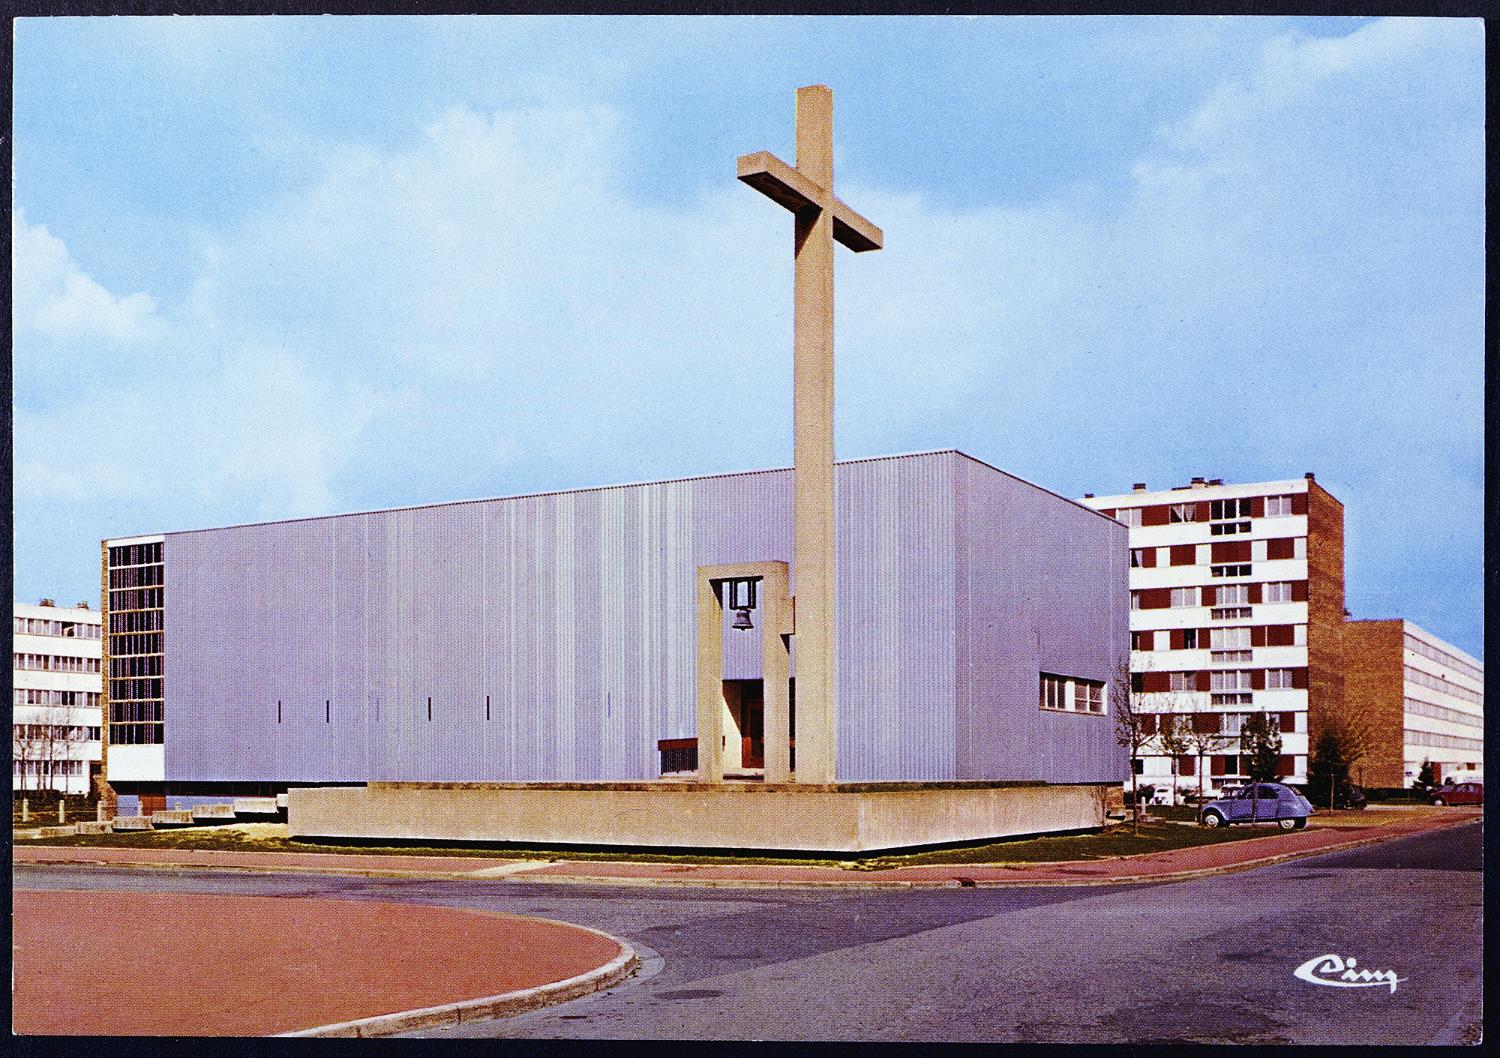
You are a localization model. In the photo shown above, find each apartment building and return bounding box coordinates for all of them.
[1081,474,1345,792]
[1343,619,1483,788]
[13,599,104,794]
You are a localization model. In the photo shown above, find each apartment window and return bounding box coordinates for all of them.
[1129,591,1142,611]
[1265,669,1295,689]
[1131,631,1154,652]
[1211,564,1251,578]
[1211,607,1251,621]
[1263,582,1293,604]
[1216,585,1250,606]
[1210,520,1251,535]
[1129,548,1150,568]
[1403,634,1484,683]
[1212,650,1253,664]
[1212,627,1251,649]
[1169,503,1197,523]
[1404,668,1483,706]
[1170,587,1200,608]
[1404,729,1484,752]
[1265,495,1293,517]
[1181,629,1198,650]
[1212,692,1251,707]
[1117,508,1142,527]
[1040,674,1069,712]
[1403,697,1483,730]
[1211,498,1252,521]
[1168,672,1195,692]
[1211,670,1252,691]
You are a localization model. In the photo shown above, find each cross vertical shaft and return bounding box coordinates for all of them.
[738,85,882,786]
[792,85,837,785]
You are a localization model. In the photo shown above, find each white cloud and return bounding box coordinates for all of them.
[12,208,160,344]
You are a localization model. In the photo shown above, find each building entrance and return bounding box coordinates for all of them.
[723,679,764,773]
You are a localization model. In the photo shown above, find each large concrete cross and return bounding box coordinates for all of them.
[738,84,883,785]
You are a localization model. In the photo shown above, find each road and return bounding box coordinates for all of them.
[15,820,1482,1044]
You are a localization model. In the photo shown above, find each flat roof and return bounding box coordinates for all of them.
[105,448,1120,541]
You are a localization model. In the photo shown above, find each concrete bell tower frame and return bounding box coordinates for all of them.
[696,561,792,784]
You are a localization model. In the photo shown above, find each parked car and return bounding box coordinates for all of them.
[1199,783,1314,830]
[1429,782,1483,806]
[1287,781,1366,811]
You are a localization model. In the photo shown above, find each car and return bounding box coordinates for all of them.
[1288,781,1366,810]
[1342,784,1368,810]
[1199,782,1314,830]
[1429,782,1483,806]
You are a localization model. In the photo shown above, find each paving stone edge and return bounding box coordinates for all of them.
[275,922,640,1038]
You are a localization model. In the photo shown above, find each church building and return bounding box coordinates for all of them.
[98,86,1129,852]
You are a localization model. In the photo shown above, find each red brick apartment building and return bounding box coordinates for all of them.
[1081,474,1483,794]
[1080,474,1345,790]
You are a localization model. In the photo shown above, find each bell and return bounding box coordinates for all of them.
[731,607,754,631]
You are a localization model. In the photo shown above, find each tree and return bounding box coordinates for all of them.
[1110,659,1150,833]
[1155,714,1192,807]
[1307,711,1371,809]
[1412,758,1436,796]
[1240,712,1283,784]
[1185,719,1232,808]
[13,722,41,794]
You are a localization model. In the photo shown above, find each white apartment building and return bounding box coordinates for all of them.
[1081,474,1346,796]
[13,599,104,794]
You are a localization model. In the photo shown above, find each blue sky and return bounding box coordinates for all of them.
[12,15,1484,657]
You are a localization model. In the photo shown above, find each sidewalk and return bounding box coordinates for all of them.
[12,890,633,1036]
[13,808,1478,889]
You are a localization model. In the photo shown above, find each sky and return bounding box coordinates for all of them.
[11,15,1485,658]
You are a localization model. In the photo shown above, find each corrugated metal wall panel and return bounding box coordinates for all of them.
[954,454,1129,783]
[165,451,1123,785]
[835,452,957,781]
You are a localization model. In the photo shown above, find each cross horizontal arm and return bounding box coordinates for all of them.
[737,151,821,212]
[737,151,883,253]
[830,201,882,253]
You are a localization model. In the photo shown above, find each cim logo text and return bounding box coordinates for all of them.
[1294,954,1406,994]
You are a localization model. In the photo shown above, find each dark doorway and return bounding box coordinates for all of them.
[738,680,765,769]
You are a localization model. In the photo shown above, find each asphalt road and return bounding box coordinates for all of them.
[15,819,1482,1044]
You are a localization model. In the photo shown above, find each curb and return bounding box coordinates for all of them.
[276,920,640,1038]
[14,814,1478,892]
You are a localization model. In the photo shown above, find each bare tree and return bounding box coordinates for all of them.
[1185,719,1232,808]
[1308,708,1373,809]
[12,698,85,795]
[1156,713,1193,808]
[1110,658,1149,833]
[13,722,40,794]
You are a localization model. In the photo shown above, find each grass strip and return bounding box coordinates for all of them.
[17,819,1285,870]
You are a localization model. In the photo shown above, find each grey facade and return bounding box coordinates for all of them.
[138,450,1126,787]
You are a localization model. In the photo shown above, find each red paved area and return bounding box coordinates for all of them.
[10,845,519,875]
[12,891,622,1036]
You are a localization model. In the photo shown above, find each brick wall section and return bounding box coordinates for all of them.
[1304,480,1346,760]
[1341,619,1407,787]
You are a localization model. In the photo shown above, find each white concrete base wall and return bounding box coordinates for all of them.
[288,781,1112,853]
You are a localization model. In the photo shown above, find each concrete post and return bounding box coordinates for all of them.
[790,85,837,785]
[737,86,882,786]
